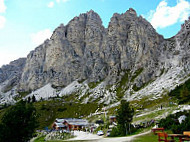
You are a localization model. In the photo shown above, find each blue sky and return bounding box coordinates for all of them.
[0,0,190,66]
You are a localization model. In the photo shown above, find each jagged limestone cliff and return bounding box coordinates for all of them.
[0,8,190,104]
[19,9,165,91]
[0,58,26,92]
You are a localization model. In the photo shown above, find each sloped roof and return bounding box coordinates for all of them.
[56,118,88,126]
[55,118,65,123]
[109,116,116,119]
[55,122,66,128]
[66,118,88,126]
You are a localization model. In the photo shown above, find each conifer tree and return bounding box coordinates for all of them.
[32,95,36,102]
[0,100,39,142]
[116,100,134,136]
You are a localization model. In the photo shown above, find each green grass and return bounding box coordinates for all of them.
[132,79,154,92]
[116,71,130,99]
[0,95,102,130]
[33,100,101,129]
[78,92,90,102]
[34,136,46,142]
[130,94,176,111]
[168,77,190,104]
[33,131,74,142]
[132,84,140,92]
[133,130,174,142]
[63,93,78,102]
[0,106,9,122]
[133,109,167,122]
[107,106,119,116]
[130,94,178,123]
[88,81,101,89]
[63,140,88,142]
[47,140,63,142]
[160,68,165,76]
[115,68,143,98]
[131,68,144,82]
[78,79,86,84]
[132,131,158,142]
[14,91,31,101]
[34,136,63,142]
[33,132,74,142]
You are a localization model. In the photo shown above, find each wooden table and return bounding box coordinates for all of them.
[151,128,164,135]
[168,134,189,142]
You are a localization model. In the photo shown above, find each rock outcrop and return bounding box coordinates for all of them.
[18,9,165,91]
[0,8,190,104]
[0,58,26,92]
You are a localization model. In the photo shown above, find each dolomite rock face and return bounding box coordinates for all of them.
[17,9,190,92]
[19,10,107,91]
[102,9,164,87]
[175,18,190,71]
[1,8,190,103]
[0,58,26,92]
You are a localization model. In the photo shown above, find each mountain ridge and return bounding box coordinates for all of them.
[0,8,190,105]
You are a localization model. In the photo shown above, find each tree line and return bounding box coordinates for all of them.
[0,100,39,142]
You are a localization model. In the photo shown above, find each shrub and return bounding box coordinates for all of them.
[0,100,39,142]
[169,78,190,104]
[57,108,67,112]
[159,114,178,130]
[109,127,120,137]
[159,110,190,134]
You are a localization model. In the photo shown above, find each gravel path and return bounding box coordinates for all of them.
[66,130,151,142]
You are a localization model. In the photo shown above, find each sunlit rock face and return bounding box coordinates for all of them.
[1,9,190,99]
[0,58,26,92]
[18,9,190,92]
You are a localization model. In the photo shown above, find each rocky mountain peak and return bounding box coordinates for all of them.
[50,23,66,40]
[67,10,103,26]
[180,17,190,31]
[0,9,190,106]
[0,58,26,92]
[86,10,102,23]
[176,16,190,38]
[125,8,137,16]
[20,9,183,91]
[87,9,99,16]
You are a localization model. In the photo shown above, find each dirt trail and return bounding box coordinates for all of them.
[66,130,151,142]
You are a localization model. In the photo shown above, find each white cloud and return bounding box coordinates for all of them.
[30,29,52,46]
[147,0,190,29]
[0,0,6,13]
[47,1,54,8]
[0,15,6,29]
[56,0,60,3]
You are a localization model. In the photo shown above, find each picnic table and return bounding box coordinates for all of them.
[151,128,164,135]
[168,134,189,142]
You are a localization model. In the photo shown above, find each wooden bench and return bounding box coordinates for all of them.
[168,134,189,142]
[152,128,165,135]
[182,131,190,142]
[158,132,175,142]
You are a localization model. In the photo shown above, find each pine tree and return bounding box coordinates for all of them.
[116,100,134,136]
[180,85,190,104]
[27,96,31,103]
[32,95,36,103]
[0,100,39,142]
